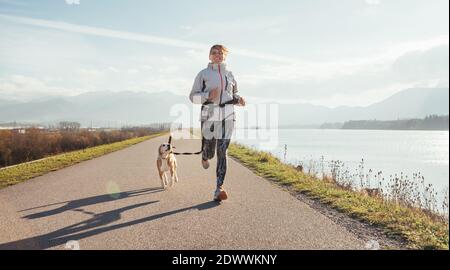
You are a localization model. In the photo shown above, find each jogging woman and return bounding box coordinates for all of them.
[189,44,246,201]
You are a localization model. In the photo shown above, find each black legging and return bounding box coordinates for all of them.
[201,120,234,188]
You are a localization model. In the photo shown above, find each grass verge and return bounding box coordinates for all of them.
[228,143,449,250]
[0,132,167,189]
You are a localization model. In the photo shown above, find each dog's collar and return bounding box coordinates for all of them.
[160,151,173,160]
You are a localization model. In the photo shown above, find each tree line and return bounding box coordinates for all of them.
[320,115,449,130]
[0,122,170,168]
[341,115,449,130]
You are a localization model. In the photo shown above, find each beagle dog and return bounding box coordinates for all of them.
[157,143,179,189]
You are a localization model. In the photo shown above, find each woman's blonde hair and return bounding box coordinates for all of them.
[209,44,229,55]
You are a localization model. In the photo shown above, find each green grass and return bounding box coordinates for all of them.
[228,143,449,250]
[0,132,167,189]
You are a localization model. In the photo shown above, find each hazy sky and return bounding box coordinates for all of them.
[0,0,448,107]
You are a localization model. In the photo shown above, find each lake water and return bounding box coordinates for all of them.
[233,129,449,197]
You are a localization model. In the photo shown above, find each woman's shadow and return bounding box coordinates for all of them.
[1,189,221,249]
[19,187,163,220]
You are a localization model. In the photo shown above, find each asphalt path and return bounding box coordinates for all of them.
[0,133,365,250]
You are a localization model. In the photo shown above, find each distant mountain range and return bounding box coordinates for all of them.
[277,88,449,126]
[0,91,190,127]
[0,88,448,127]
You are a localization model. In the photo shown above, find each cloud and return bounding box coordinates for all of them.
[237,42,449,106]
[392,44,449,82]
[0,47,205,101]
[79,68,105,77]
[0,19,209,101]
[0,74,86,101]
[0,13,294,63]
[180,25,192,31]
[0,22,101,75]
[180,15,289,39]
[107,66,120,73]
[2,13,446,76]
[127,68,139,74]
[0,0,27,6]
[365,0,381,5]
[0,13,447,106]
[65,0,80,5]
[238,36,449,86]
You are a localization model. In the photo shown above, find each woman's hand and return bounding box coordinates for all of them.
[238,97,246,106]
[208,87,220,100]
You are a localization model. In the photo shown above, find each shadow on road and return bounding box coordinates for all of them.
[0,200,220,250]
[19,187,163,220]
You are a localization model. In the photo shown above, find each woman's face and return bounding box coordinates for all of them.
[209,49,225,64]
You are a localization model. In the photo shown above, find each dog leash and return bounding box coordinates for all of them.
[168,99,238,156]
[168,135,203,156]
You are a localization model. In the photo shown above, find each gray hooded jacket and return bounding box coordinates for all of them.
[189,63,240,122]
